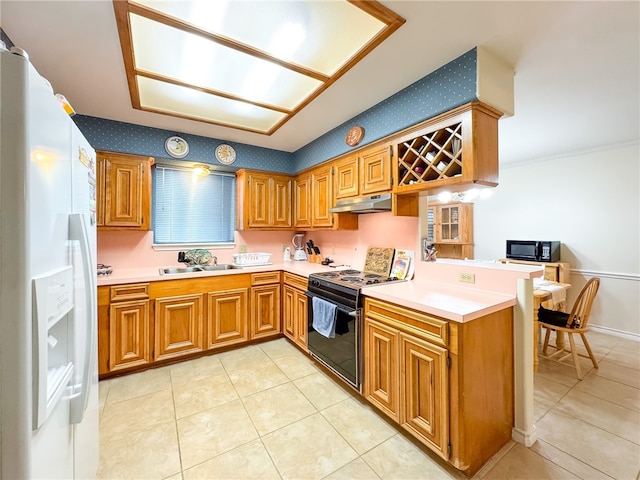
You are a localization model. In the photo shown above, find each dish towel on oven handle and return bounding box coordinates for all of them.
[312,296,338,338]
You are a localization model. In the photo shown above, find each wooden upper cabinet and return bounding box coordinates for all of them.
[96,150,153,230]
[427,202,474,259]
[311,165,333,228]
[294,166,358,230]
[334,156,359,199]
[236,169,293,230]
[294,174,312,228]
[272,176,293,228]
[360,145,392,195]
[394,102,500,195]
[334,145,392,200]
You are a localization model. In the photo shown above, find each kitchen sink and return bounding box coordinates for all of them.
[159,264,242,275]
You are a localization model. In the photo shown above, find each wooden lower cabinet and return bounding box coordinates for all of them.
[207,288,249,348]
[282,273,308,351]
[98,283,151,374]
[99,275,254,378]
[363,297,513,476]
[399,333,448,458]
[250,272,281,340]
[109,299,151,372]
[363,318,399,421]
[154,294,204,361]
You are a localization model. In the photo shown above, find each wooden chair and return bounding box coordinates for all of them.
[539,277,600,379]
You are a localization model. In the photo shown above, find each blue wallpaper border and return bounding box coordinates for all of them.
[73,47,479,175]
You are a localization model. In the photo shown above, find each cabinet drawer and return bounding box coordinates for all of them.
[110,283,149,302]
[251,271,281,286]
[364,297,448,348]
[283,272,307,291]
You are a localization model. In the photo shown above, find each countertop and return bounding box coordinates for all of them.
[97,262,517,323]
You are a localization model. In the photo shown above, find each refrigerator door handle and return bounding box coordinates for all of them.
[69,214,96,425]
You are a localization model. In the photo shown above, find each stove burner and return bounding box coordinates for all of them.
[340,270,361,275]
[364,274,380,278]
[341,276,364,282]
[321,272,340,278]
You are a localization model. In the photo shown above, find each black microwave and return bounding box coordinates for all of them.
[506,240,561,262]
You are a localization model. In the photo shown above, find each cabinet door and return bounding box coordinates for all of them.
[334,157,359,199]
[102,155,150,228]
[251,284,281,339]
[154,294,204,361]
[109,300,151,371]
[248,174,271,228]
[438,205,459,242]
[311,166,333,227]
[207,288,249,348]
[282,285,296,340]
[294,289,308,351]
[294,175,312,228]
[400,333,449,459]
[363,318,399,421]
[360,145,392,195]
[272,176,292,228]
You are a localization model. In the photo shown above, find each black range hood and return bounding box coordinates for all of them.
[329,193,392,214]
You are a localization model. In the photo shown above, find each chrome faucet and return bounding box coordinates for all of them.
[212,256,218,265]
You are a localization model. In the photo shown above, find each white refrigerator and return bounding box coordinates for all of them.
[0,47,99,479]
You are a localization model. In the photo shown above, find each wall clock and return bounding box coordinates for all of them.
[345,126,365,146]
[165,136,189,158]
[215,144,236,165]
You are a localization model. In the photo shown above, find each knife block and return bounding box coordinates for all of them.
[308,253,323,263]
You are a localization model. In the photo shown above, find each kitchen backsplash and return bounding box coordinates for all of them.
[97,212,421,271]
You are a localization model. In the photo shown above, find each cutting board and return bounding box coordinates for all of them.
[363,247,395,276]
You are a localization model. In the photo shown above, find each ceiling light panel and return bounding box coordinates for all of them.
[130,13,322,109]
[137,76,287,132]
[114,0,405,135]
[135,0,387,76]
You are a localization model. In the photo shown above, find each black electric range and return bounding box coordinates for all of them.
[307,269,403,308]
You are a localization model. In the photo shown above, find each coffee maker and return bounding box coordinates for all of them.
[292,234,307,261]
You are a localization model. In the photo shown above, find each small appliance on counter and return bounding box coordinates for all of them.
[292,233,307,261]
[506,240,561,262]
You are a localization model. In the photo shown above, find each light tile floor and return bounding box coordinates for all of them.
[97,331,639,480]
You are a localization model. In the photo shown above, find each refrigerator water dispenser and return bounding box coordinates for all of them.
[32,266,74,429]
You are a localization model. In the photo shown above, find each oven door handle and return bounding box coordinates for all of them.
[306,291,358,317]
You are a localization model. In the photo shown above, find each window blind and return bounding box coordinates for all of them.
[152,166,236,244]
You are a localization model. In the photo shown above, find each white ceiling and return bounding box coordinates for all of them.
[2,1,638,165]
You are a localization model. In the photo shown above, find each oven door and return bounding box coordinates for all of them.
[306,292,361,392]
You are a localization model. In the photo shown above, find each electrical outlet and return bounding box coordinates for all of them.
[459,272,475,284]
[239,244,248,253]
[331,244,336,255]
[281,243,287,252]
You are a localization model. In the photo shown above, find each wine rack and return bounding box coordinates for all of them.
[393,102,501,195]
[397,122,463,187]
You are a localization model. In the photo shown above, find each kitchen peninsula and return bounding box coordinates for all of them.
[97,259,541,476]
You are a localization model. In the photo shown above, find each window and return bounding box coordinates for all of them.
[152,165,236,245]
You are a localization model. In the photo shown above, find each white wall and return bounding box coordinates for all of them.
[474,142,640,336]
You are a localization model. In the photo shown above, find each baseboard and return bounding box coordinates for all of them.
[512,425,537,447]
[590,324,640,342]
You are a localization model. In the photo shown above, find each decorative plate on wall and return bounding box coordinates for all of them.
[165,136,189,158]
[345,126,365,146]
[215,144,237,165]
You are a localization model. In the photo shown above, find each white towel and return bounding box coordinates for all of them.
[312,296,338,338]
[534,278,566,307]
